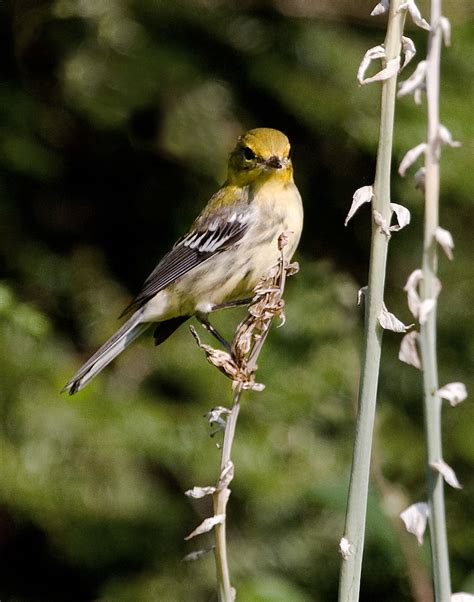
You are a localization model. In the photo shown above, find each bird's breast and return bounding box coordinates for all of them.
[144,180,303,319]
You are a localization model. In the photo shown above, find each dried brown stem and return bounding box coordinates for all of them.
[189,233,298,602]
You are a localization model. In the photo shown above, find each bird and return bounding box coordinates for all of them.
[63,128,303,394]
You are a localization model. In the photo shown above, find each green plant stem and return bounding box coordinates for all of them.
[420,1,452,599]
[338,2,406,600]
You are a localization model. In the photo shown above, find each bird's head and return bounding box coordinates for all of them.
[227,128,293,186]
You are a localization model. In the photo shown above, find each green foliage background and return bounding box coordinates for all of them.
[0,1,472,600]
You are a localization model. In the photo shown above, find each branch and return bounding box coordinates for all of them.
[186,233,299,602]
[419,1,452,598]
[339,2,408,599]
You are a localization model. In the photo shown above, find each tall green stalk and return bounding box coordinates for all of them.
[420,0,452,598]
[338,2,406,600]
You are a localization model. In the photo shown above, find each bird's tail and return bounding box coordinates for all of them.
[63,311,150,395]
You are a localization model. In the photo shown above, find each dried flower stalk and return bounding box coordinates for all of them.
[186,233,298,602]
[419,1,453,598]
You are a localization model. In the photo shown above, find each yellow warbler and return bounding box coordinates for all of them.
[64,128,303,394]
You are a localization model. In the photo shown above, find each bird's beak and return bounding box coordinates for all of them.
[265,156,284,170]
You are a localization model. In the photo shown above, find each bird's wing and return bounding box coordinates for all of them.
[120,205,250,316]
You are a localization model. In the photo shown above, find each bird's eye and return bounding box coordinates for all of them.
[243,147,256,161]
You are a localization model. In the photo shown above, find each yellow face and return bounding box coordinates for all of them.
[228,128,293,185]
